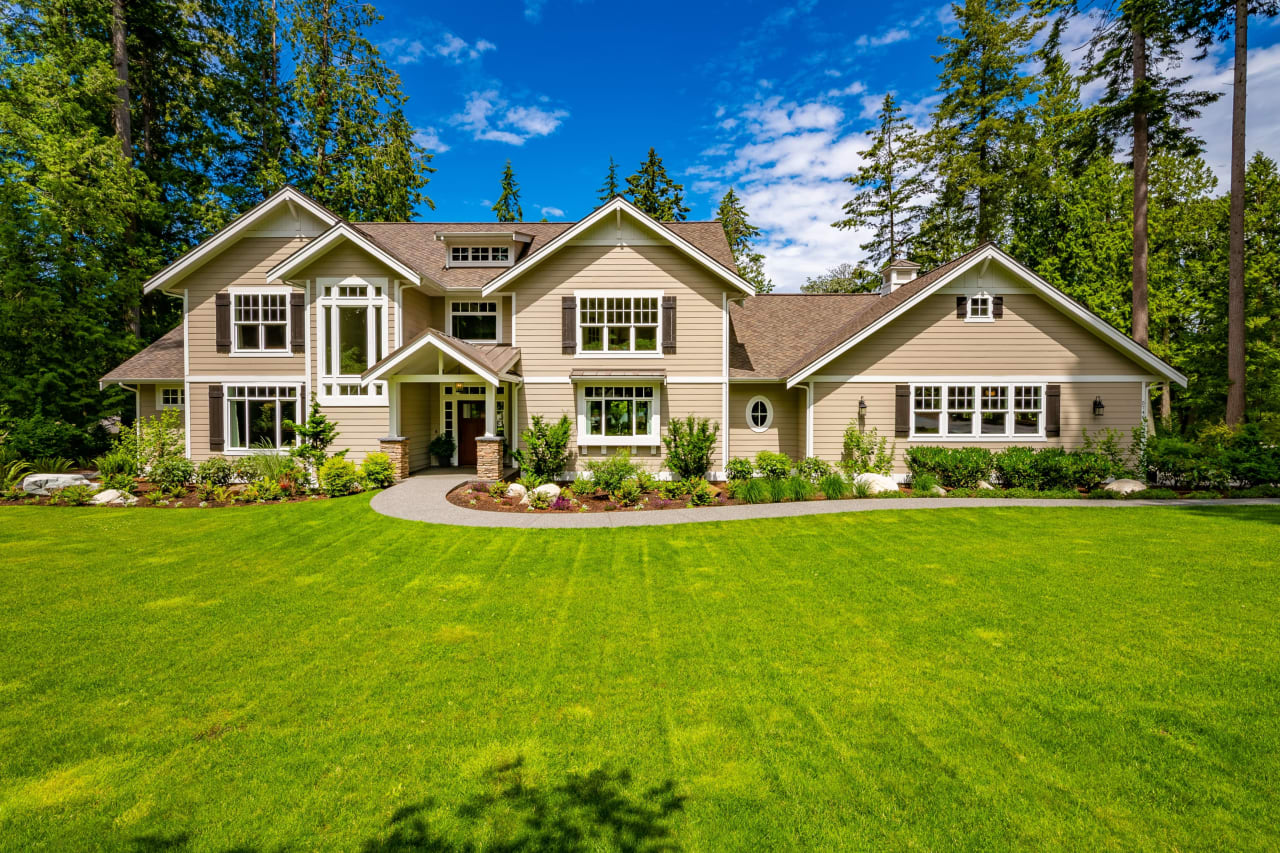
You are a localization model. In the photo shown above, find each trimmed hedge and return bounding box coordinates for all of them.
[911,445,1123,491]
[905,447,992,488]
[1145,424,1279,489]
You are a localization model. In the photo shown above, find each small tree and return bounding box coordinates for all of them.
[284,400,340,479]
[597,156,621,202]
[512,414,572,480]
[136,409,186,470]
[492,159,522,222]
[841,423,895,476]
[625,148,690,221]
[663,416,719,480]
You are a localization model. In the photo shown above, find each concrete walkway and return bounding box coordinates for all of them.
[369,470,1280,528]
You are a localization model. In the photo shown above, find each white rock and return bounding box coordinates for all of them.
[976,480,995,491]
[22,473,91,496]
[532,483,561,499]
[852,473,900,495]
[928,485,947,497]
[91,489,121,505]
[505,483,527,501]
[1105,478,1147,494]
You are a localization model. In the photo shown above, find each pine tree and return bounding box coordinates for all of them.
[834,93,928,269]
[597,156,621,202]
[492,160,522,222]
[625,148,690,221]
[716,188,772,293]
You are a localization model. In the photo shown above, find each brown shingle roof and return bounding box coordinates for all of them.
[361,327,521,381]
[351,219,737,289]
[100,324,184,383]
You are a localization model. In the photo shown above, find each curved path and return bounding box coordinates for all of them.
[370,471,1280,528]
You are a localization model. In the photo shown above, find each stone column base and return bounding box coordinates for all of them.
[380,437,410,481]
[475,436,504,482]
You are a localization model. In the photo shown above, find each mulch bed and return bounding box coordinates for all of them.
[449,481,788,513]
[1,480,329,509]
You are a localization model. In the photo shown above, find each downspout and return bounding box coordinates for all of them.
[722,292,730,477]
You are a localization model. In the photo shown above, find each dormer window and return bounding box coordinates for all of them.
[449,246,510,265]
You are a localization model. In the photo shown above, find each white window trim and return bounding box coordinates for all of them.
[746,395,773,432]
[446,298,503,344]
[229,286,294,357]
[909,382,1046,441]
[316,277,389,406]
[575,383,662,447]
[573,289,664,359]
[447,245,513,268]
[965,292,995,323]
[158,385,185,409]
[222,384,303,455]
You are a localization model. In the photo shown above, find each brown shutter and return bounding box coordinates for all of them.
[561,296,576,354]
[290,291,305,353]
[992,295,1004,318]
[955,296,967,319]
[1045,384,1061,437]
[895,384,910,437]
[215,292,231,352]
[662,296,676,354]
[208,385,224,451]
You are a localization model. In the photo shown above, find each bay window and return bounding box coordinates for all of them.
[226,385,298,451]
[580,385,658,443]
[911,383,1044,439]
[317,280,388,403]
[578,294,660,354]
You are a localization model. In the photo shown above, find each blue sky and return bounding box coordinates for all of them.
[370,0,1280,291]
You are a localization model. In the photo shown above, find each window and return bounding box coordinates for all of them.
[967,294,993,321]
[449,301,499,342]
[159,387,184,409]
[747,396,773,432]
[226,386,298,450]
[450,246,510,265]
[233,292,288,352]
[578,295,659,354]
[909,383,1044,439]
[318,280,388,403]
[583,386,656,439]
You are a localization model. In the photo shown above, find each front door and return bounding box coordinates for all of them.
[456,401,485,467]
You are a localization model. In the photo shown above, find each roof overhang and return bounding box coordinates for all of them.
[480,197,755,297]
[99,376,181,388]
[785,244,1188,389]
[435,231,534,243]
[362,330,500,386]
[267,223,421,285]
[143,186,339,294]
[568,369,667,383]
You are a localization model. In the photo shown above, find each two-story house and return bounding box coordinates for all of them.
[101,187,1185,482]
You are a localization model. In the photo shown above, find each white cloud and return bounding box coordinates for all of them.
[411,127,449,153]
[382,38,427,66]
[450,89,569,145]
[826,81,868,98]
[541,206,565,218]
[433,33,497,63]
[854,27,911,49]
[525,0,546,21]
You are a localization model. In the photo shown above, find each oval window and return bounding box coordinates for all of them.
[747,396,773,432]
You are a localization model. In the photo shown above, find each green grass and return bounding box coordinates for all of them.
[1,500,1279,851]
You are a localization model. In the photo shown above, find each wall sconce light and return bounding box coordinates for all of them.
[1093,396,1105,416]
[858,397,867,416]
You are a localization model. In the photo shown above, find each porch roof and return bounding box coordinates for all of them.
[361,327,521,385]
[100,324,184,385]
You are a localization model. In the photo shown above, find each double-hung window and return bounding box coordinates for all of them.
[318,280,388,403]
[233,291,289,353]
[578,294,660,354]
[449,301,499,342]
[226,385,298,451]
[581,385,658,443]
[911,383,1044,439]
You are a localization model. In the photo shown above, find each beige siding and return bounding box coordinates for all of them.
[728,384,803,461]
[401,288,440,339]
[400,382,433,472]
[136,384,174,421]
[320,405,388,464]
[188,382,213,462]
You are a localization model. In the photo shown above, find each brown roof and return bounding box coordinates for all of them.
[101,324,184,383]
[362,327,521,380]
[351,219,737,290]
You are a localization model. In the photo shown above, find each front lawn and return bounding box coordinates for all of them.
[1,500,1277,851]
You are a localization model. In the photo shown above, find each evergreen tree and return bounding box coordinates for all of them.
[625,148,690,221]
[834,93,928,269]
[597,156,621,202]
[716,188,772,293]
[492,160,522,222]
[801,264,881,293]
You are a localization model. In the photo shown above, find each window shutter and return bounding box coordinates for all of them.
[215,292,231,352]
[955,296,967,319]
[561,296,576,354]
[208,385,224,451]
[662,296,677,354]
[993,295,1004,318]
[290,291,305,353]
[895,384,910,437]
[1045,384,1061,437]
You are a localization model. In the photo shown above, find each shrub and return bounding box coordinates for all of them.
[587,451,639,496]
[635,469,658,493]
[243,478,285,502]
[657,480,691,500]
[513,414,572,480]
[526,489,552,510]
[818,472,847,500]
[777,475,813,502]
[284,401,341,478]
[725,457,754,482]
[50,484,95,506]
[753,451,791,480]
[686,479,716,506]
[360,452,396,489]
[517,472,545,491]
[550,496,573,511]
[149,456,194,491]
[609,478,644,507]
[992,446,1036,488]
[1029,447,1074,490]
[734,478,771,504]
[906,446,992,488]
[137,409,185,470]
[101,473,136,494]
[1145,435,1225,489]
[31,456,74,473]
[662,416,720,480]
[1081,426,1132,477]
[1228,484,1280,498]
[428,432,457,465]
[797,456,833,482]
[1220,423,1280,487]
[2,416,100,461]
[318,456,362,496]
[911,472,940,494]
[842,423,896,476]
[1070,451,1114,491]
[195,456,234,487]
[94,447,138,478]
[850,476,873,498]
[1128,487,1178,500]
[212,485,235,504]
[0,459,31,492]
[1185,490,1222,500]
[489,481,508,500]
[998,487,1081,499]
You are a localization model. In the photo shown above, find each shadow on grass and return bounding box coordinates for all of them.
[1172,502,1280,526]
[130,760,685,853]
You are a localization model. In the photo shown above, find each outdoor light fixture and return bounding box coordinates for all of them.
[1093,396,1105,416]
[858,397,867,415]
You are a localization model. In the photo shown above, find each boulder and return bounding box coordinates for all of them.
[976,480,995,491]
[22,473,91,496]
[91,489,122,505]
[852,473,899,495]
[532,483,561,500]
[1105,478,1147,495]
[505,483,527,501]
[927,485,947,497]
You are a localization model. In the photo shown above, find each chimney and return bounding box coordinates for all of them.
[880,257,921,294]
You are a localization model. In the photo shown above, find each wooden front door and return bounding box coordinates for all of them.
[456,401,485,467]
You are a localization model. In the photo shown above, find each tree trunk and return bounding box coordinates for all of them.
[110,0,132,161]
[1226,0,1248,425]
[1132,21,1150,350]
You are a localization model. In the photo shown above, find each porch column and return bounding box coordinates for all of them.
[484,383,496,436]
[379,380,409,481]
[389,378,402,437]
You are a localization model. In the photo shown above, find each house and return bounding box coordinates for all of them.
[101,186,1186,482]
